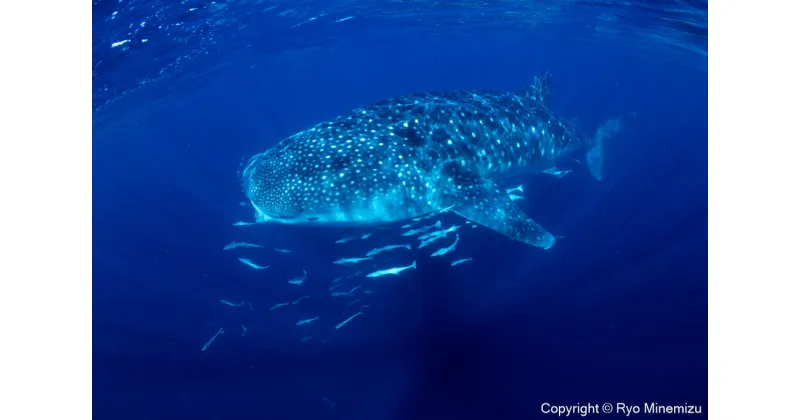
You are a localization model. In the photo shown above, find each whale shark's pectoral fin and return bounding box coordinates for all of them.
[443,167,555,249]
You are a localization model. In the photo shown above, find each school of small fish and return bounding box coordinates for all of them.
[200,198,538,352]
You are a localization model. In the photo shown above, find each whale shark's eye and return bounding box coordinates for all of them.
[306,217,319,222]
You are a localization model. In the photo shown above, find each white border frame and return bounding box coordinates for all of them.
[1,1,798,419]
[709,1,800,419]
[0,1,92,418]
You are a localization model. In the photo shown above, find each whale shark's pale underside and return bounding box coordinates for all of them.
[242,72,620,249]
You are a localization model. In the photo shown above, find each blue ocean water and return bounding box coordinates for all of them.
[92,1,708,419]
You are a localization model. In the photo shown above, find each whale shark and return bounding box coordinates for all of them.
[241,72,621,249]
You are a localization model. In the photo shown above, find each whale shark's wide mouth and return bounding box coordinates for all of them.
[250,201,378,227]
[251,201,313,224]
[241,153,266,193]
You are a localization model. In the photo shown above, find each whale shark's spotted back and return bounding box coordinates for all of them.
[243,72,618,248]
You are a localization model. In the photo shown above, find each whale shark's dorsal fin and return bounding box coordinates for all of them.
[521,71,552,106]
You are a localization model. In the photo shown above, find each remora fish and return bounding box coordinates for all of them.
[241,72,621,248]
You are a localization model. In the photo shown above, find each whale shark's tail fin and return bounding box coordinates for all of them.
[586,117,622,181]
